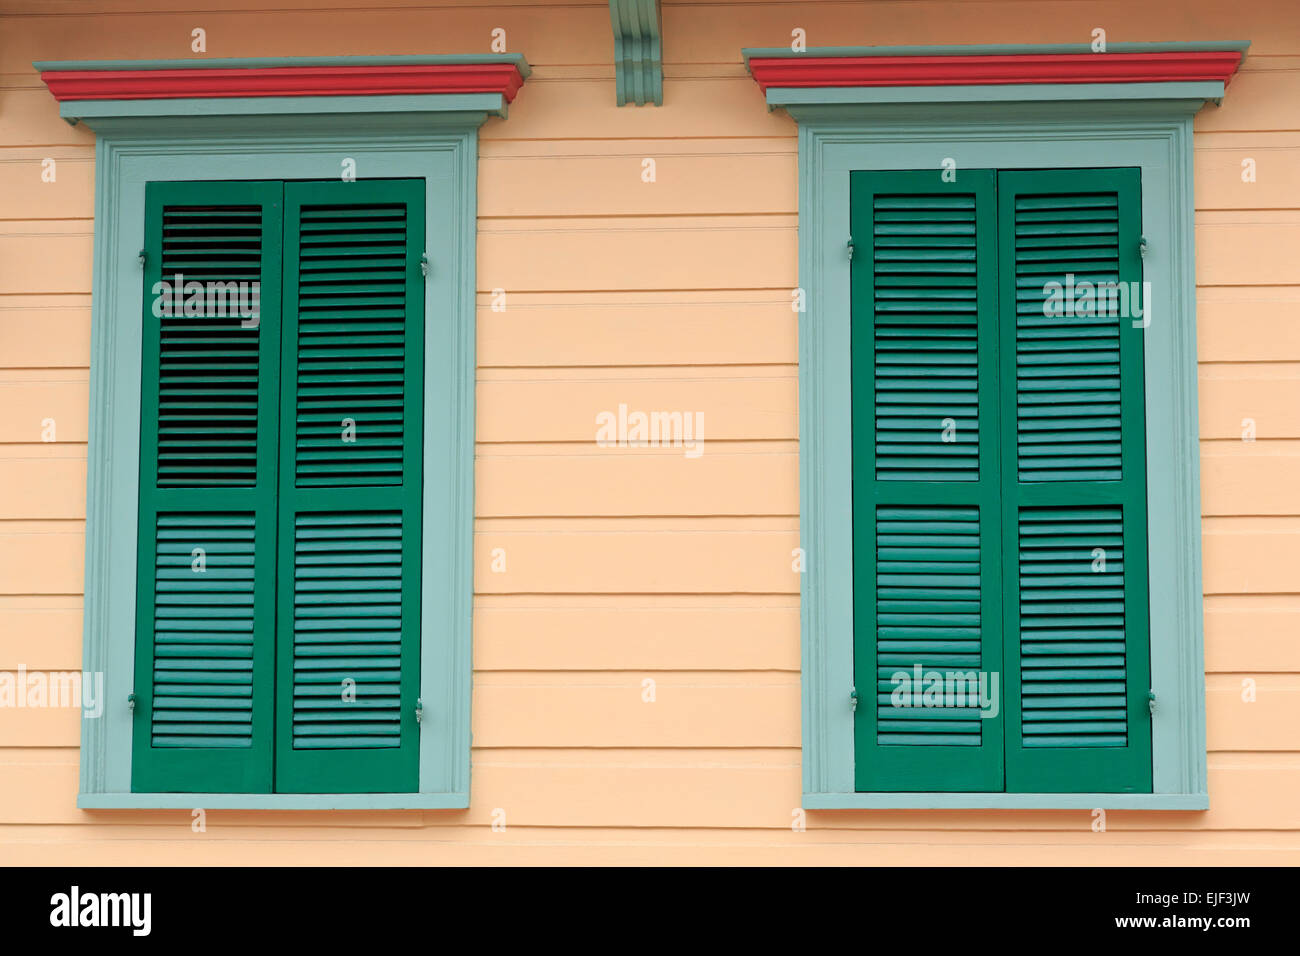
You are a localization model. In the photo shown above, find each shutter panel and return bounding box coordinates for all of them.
[998,168,1152,793]
[851,170,1004,792]
[133,181,282,793]
[274,180,424,793]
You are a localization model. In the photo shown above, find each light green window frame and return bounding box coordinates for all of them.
[764,68,1222,810]
[51,58,528,810]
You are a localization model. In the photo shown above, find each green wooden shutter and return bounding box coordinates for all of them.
[851,170,1005,792]
[274,180,425,793]
[132,181,283,793]
[997,168,1152,793]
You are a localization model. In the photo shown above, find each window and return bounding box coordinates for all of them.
[851,168,1151,794]
[743,40,1249,809]
[135,179,424,794]
[36,54,531,808]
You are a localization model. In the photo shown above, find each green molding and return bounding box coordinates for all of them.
[60,93,507,127]
[609,0,662,106]
[34,53,531,76]
[767,82,1226,109]
[80,792,469,810]
[794,100,1207,809]
[805,793,1208,811]
[78,113,481,808]
[742,41,1250,66]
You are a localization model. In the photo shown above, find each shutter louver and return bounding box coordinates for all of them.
[875,506,983,747]
[275,180,424,794]
[134,181,282,794]
[1012,192,1124,481]
[294,201,409,487]
[852,170,1003,793]
[291,512,404,750]
[149,513,256,749]
[1017,505,1128,748]
[873,194,980,481]
[156,205,263,486]
[999,168,1152,793]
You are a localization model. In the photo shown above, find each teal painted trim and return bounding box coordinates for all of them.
[418,128,478,803]
[796,103,1206,807]
[743,42,1250,66]
[609,0,663,106]
[61,93,506,126]
[768,82,1225,108]
[35,53,531,78]
[79,792,469,810]
[804,793,1208,811]
[80,119,483,803]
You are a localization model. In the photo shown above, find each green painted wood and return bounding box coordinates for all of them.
[767,83,1226,110]
[997,167,1152,793]
[609,0,663,106]
[61,94,507,126]
[80,792,469,810]
[804,791,1206,810]
[851,169,1004,792]
[131,180,282,794]
[274,179,424,794]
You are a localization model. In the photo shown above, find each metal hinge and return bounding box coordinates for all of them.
[849,686,859,712]
[415,697,425,724]
[1148,689,1156,715]
[127,692,137,713]
[846,236,855,261]
[137,249,146,267]
[420,253,429,278]
[1139,236,1149,259]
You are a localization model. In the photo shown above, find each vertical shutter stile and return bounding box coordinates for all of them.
[998,168,1153,793]
[132,181,283,793]
[851,169,1005,793]
[275,180,425,793]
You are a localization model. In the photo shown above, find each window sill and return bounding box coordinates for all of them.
[78,793,469,810]
[804,793,1208,811]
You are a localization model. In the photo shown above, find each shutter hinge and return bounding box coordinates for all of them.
[849,685,859,712]
[1139,236,1149,259]
[137,249,146,267]
[414,697,425,724]
[127,692,137,713]
[1148,689,1156,715]
[420,253,429,278]
[846,236,855,261]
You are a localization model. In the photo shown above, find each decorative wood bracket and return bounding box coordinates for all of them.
[610,0,662,106]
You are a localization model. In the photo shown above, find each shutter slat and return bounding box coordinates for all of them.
[292,200,408,488]
[872,191,981,482]
[1012,191,1124,483]
[156,204,264,487]
[875,505,985,747]
[149,514,256,749]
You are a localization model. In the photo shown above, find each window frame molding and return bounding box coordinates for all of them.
[36,56,529,811]
[743,43,1248,811]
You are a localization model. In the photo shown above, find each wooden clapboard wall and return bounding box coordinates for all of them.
[0,0,1298,863]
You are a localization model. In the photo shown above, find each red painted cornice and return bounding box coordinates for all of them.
[747,50,1246,92]
[38,61,526,103]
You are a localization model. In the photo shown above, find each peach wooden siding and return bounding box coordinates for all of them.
[1,0,1298,864]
